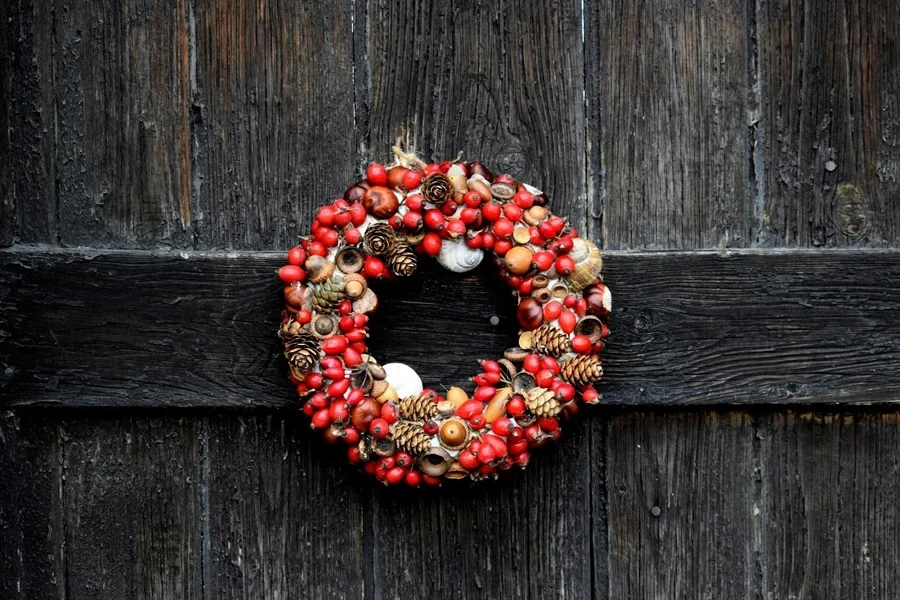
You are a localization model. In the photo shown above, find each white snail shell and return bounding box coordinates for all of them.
[382,363,424,398]
[436,238,484,273]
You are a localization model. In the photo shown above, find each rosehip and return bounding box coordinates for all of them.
[558,310,577,334]
[366,162,388,186]
[555,255,575,276]
[506,395,527,418]
[463,191,482,207]
[405,193,424,212]
[344,227,361,245]
[402,169,423,190]
[278,265,306,284]
[403,210,423,230]
[572,334,592,354]
[322,335,349,355]
[405,470,422,487]
[424,209,445,231]
[287,246,306,266]
[370,418,390,438]
[311,408,331,429]
[523,354,542,374]
[543,300,563,321]
[482,201,502,221]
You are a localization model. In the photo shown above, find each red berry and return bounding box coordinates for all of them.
[308,241,328,257]
[327,377,351,398]
[481,232,496,250]
[557,382,576,403]
[492,218,514,238]
[532,250,556,272]
[458,399,485,419]
[539,221,557,240]
[305,372,324,389]
[459,207,481,225]
[463,191,482,207]
[543,300,563,321]
[523,354,542,374]
[344,427,360,444]
[403,211,423,230]
[458,450,480,471]
[370,418,390,438]
[345,227,361,245]
[402,169,423,190]
[503,204,523,222]
[473,386,497,403]
[311,409,331,429]
[555,255,575,276]
[322,336,349,355]
[514,190,534,208]
[493,239,512,256]
[405,194,424,212]
[343,347,363,367]
[482,201,502,221]
[446,218,467,238]
[535,369,556,388]
[278,265,306,284]
[424,209,445,231]
[507,396,527,418]
[364,255,387,279]
[296,309,312,325]
[422,232,442,256]
[348,203,367,226]
[441,200,458,216]
[540,356,560,375]
[572,334,592,354]
[481,359,502,373]
[287,246,306,266]
[366,163,388,186]
[492,417,513,436]
[329,401,349,422]
[558,310,577,334]
[478,444,497,464]
[405,470,422,486]
[317,206,336,227]
[348,447,361,463]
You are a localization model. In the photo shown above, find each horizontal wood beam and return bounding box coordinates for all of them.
[1,246,898,408]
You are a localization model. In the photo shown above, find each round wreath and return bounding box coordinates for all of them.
[277,147,611,485]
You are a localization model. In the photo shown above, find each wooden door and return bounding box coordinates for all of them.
[2,1,899,598]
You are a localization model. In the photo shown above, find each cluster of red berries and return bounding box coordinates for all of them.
[277,152,610,485]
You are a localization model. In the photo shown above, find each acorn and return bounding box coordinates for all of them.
[343,273,367,299]
[305,255,334,284]
[439,417,471,451]
[363,186,400,218]
[444,462,470,480]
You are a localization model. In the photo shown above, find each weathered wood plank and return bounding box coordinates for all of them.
[372,420,595,600]
[590,0,752,250]
[54,0,194,248]
[2,247,898,408]
[607,411,757,599]
[61,417,202,600]
[0,411,64,600]
[367,0,589,231]
[757,0,900,247]
[4,0,57,245]
[191,0,358,250]
[760,412,900,599]
[203,414,364,600]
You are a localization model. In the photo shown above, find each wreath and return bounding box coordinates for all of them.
[277,147,611,485]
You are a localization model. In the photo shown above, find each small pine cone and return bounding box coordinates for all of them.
[525,387,562,418]
[278,327,321,376]
[531,323,572,357]
[391,421,432,455]
[560,354,604,387]
[311,279,346,313]
[420,173,453,206]
[364,222,396,256]
[386,241,418,277]
[399,392,439,421]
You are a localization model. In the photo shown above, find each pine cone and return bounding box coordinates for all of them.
[364,222,395,256]
[399,392,439,421]
[391,421,432,455]
[386,241,417,277]
[560,354,603,386]
[531,323,572,356]
[525,387,562,418]
[278,326,321,377]
[420,173,453,206]
[311,279,346,313]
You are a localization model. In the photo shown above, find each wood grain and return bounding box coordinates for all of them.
[4,0,57,245]
[757,0,900,247]
[191,0,358,250]
[760,412,900,599]
[590,0,752,250]
[203,413,365,600]
[2,247,898,408]
[367,0,589,231]
[607,411,757,599]
[372,420,595,600]
[54,0,194,248]
[61,417,202,599]
[0,412,64,600]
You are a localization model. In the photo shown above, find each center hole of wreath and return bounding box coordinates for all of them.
[365,258,518,391]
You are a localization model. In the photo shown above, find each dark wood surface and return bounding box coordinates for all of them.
[4,0,900,598]
[2,246,898,408]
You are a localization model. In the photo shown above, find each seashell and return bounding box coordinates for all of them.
[417,447,452,477]
[512,372,536,394]
[567,241,603,292]
[503,246,533,275]
[352,288,378,314]
[311,313,339,339]
[336,247,365,274]
[444,462,470,480]
[342,273,367,299]
[575,315,604,343]
[305,255,334,284]
[439,417,471,450]
[484,387,513,423]
[436,238,484,273]
[504,347,529,363]
[446,386,469,408]
[382,362,423,398]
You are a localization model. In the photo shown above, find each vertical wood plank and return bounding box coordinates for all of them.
[592,0,751,250]
[607,411,756,599]
[62,417,202,600]
[760,412,900,599]
[203,414,364,600]
[5,0,57,244]
[0,412,64,600]
[373,421,594,600]
[54,0,193,248]
[367,0,589,231]
[757,0,900,247]
[191,0,357,250]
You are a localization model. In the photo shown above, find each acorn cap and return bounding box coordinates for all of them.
[417,447,452,477]
[311,313,339,339]
[336,247,365,274]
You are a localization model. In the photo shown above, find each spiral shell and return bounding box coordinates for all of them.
[436,238,484,273]
[566,239,603,292]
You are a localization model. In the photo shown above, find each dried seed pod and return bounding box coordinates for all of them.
[490,181,516,200]
[575,315,604,343]
[363,222,396,256]
[392,421,431,455]
[305,255,335,284]
[421,173,453,206]
[444,462,470,480]
[532,274,550,289]
[417,447,452,476]
[560,354,604,386]
[497,359,518,381]
[512,372,536,394]
[438,417,471,451]
[336,247,365,273]
[531,323,572,356]
[399,391,439,421]
[373,437,397,457]
[525,387,562,418]
[386,241,418,277]
[523,205,547,225]
[504,347,530,363]
[518,331,534,350]
[343,273,367,299]
[513,227,532,245]
[311,279,346,313]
